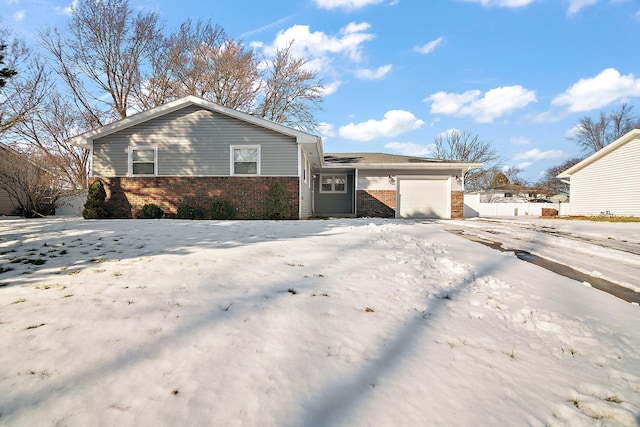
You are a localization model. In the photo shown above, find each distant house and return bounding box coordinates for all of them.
[558,129,640,217]
[471,184,552,203]
[0,146,16,215]
[69,96,481,219]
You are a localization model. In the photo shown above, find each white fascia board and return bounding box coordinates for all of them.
[321,162,483,170]
[299,138,324,168]
[557,129,640,178]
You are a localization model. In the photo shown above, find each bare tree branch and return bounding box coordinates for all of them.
[257,41,324,132]
[0,28,49,136]
[432,130,502,191]
[40,0,161,121]
[536,157,583,196]
[569,103,640,153]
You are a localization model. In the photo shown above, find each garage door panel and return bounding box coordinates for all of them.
[398,178,449,219]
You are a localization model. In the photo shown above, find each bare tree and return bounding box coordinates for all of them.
[132,35,175,110]
[133,19,261,113]
[257,41,324,132]
[138,19,260,112]
[12,92,91,189]
[432,130,501,191]
[40,0,162,121]
[0,28,48,136]
[536,157,583,195]
[570,103,640,154]
[0,145,63,217]
[502,166,527,186]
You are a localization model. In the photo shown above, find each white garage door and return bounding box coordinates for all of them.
[398,178,449,219]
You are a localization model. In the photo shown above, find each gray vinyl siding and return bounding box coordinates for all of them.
[300,178,312,217]
[313,172,355,215]
[92,106,299,177]
[357,169,462,191]
[570,137,640,216]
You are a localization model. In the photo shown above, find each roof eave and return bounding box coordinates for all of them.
[321,162,483,170]
[558,128,640,177]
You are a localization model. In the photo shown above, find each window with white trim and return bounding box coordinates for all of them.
[320,174,347,193]
[130,147,156,176]
[231,146,260,175]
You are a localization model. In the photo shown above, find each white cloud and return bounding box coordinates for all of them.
[428,90,481,115]
[565,124,581,139]
[414,37,444,55]
[438,128,461,139]
[567,0,598,15]
[385,142,434,157]
[513,148,564,161]
[56,0,78,15]
[313,0,384,10]
[354,64,392,80]
[263,22,375,67]
[13,10,25,21]
[239,16,293,39]
[339,110,424,141]
[462,0,535,7]
[528,110,568,123]
[7,0,20,4]
[552,68,640,112]
[510,136,531,145]
[427,85,536,123]
[516,162,533,169]
[321,81,342,95]
[317,122,336,138]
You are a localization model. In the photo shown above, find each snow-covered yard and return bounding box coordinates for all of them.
[1,218,639,426]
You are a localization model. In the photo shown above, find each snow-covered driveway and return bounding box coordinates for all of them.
[1,218,639,426]
[443,217,640,293]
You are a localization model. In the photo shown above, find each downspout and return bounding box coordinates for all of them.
[354,168,358,217]
[311,174,315,215]
[298,144,303,219]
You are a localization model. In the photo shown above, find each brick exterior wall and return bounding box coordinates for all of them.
[357,189,465,219]
[451,190,464,219]
[357,190,396,218]
[90,176,299,219]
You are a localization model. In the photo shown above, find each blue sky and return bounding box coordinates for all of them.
[4,0,640,181]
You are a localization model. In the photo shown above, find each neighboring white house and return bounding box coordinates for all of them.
[557,129,640,217]
[470,184,552,203]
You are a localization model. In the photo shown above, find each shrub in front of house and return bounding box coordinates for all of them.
[176,204,197,220]
[210,200,233,220]
[82,180,110,219]
[265,181,291,219]
[194,206,207,220]
[141,203,164,219]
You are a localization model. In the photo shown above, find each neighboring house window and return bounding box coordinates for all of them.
[320,174,347,193]
[130,147,156,176]
[505,192,512,198]
[231,145,260,175]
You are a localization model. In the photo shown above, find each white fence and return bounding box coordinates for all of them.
[464,194,571,218]
[55,190,87,216]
